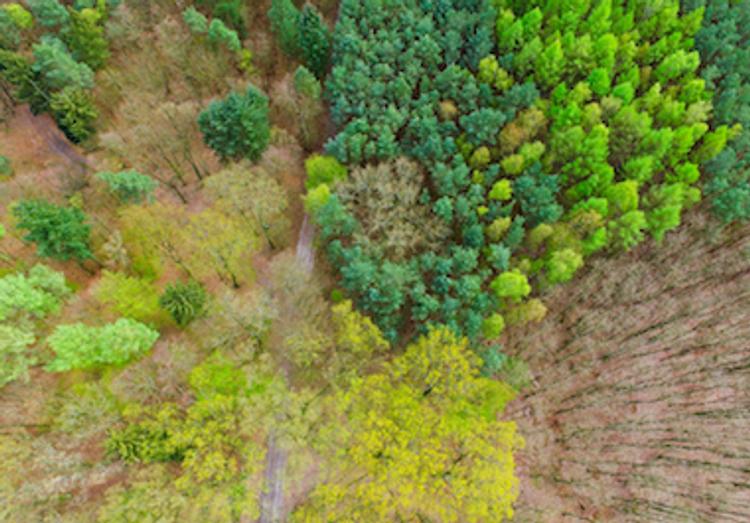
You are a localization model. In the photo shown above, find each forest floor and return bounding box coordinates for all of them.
[505,213,750,522]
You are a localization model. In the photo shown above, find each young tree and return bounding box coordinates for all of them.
[0,10,21,51]
[183,6,208,34]
[49,86,98,142]
[96,170,158,204]
[0,325,35,388]
[268,0,301,57]
[27,0,69,28]
[298,5,331,79]
[207,18,241,52]
[62,6,109,70]
[159,280,208,327]
[294,65,321,100]
[32,36,93,91]
[0,264,69,321]
[197,84,270,162]
[45,318,159,372]
[13,199,92,262]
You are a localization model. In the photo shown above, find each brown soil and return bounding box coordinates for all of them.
[505,213,750,522]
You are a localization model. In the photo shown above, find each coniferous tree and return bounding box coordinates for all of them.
[268,0,301,57]
[197,84,270,162]
[297,4,331,79]
[13,199,92,262]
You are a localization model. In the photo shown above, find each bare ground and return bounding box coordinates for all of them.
[505,213,750,523]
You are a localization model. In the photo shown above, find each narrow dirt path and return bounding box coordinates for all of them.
[257,214,315,523]
[24,107,93,170]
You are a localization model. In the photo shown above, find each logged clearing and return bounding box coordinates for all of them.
[506,213,750,522]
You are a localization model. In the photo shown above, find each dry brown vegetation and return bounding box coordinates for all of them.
[505,212,750,522]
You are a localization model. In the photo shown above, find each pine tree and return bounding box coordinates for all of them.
[197,84,270,162]
[297,5,331,79]
[13,199,92,262]
[268,0,301,57]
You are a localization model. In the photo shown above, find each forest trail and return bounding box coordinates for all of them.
[23,106,92,169]
[257,214,315,523]
[506,213,750,522]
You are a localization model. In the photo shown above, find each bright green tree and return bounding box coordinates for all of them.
[46,318,159,372]
[545,248,583,284]
[95,271,163,324]
[304,154,347,189]
[490,270,531,302]
[0,264,69,321]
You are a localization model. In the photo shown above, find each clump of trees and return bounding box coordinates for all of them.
[0,0,118,142]
[685,0,750,222]
[294,327,522,522]
[268,0,331,79]
[308,0,730,357]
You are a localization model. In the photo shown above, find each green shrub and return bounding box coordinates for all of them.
[0,325,35,388]
[304,154,346,190]
[159,280,207,327]
[0,155,13,178]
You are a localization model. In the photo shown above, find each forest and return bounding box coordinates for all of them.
[0,0,748,522]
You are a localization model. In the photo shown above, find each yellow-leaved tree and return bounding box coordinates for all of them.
[295,327,523,522]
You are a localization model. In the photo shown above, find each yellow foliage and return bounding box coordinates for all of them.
[120,202,258,286]
[331,300,389,357]
[294,327,523,522]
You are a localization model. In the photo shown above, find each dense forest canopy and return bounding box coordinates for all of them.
[0,0,747,521]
